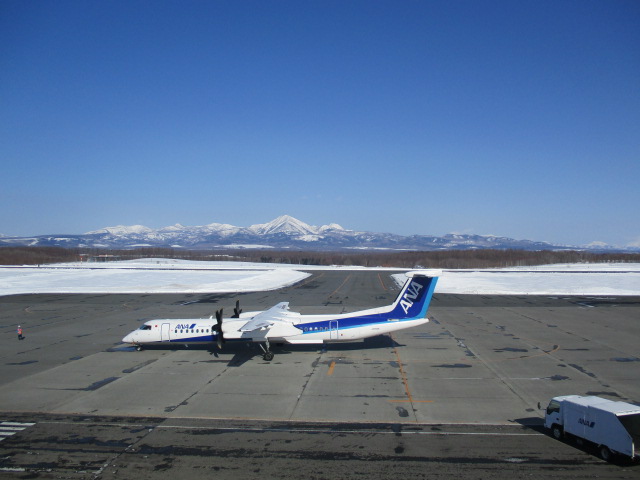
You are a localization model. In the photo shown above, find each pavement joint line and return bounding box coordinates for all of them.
[441,323,535,410]
[485,343,561,365]
[388,400,433,403]
[288,350,322,420]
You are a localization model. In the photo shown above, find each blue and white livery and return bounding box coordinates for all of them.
[122,270,440,361]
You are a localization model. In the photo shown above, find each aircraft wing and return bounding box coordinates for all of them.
[239,302,291,332]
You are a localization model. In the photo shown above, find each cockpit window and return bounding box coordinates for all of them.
[139,325,152,330]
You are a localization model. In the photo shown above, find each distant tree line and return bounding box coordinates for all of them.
[1,246,639,269]
[0,247,80,265]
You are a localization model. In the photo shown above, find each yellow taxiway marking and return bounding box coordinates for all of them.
[391,334,414,405]
[327,361,336,375]
[377,272,388,290]
[329,274,352,298]
[294,272,324,289]
[389,344,433,405]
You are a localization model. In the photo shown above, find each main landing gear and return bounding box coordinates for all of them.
[259,339,274,362]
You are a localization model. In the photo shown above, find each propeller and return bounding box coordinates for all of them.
[232,300,242,318]
[215,308,225,349]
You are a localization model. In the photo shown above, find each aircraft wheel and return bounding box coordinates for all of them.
[263,351,274,362]
[136,345,143,352]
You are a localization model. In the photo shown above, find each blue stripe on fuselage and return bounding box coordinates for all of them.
[167,334,214,343]
[299,275,438,334]
[167,335,246,344]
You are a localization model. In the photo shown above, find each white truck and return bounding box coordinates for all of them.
[543,395,640,461]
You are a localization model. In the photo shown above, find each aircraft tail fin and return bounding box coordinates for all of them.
[388,270,440,320]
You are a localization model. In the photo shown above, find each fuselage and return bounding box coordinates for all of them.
[122,271,439,349]
[121,310,430,346]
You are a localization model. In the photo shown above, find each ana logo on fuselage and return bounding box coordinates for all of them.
[176,323,196,330]
[400,281,424,314]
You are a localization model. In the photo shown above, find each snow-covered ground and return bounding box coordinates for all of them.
[400,263,640,296]
[0,259,311,295]
[0,259,639,296]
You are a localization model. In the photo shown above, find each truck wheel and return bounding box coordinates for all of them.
[599,446,612,462]
[552,425,563,440]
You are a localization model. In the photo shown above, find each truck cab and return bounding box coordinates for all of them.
[543,396,569,439]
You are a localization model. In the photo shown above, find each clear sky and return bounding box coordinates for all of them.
[2,1,639,247]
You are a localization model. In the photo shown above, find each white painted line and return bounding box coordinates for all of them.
[0,421,36,443]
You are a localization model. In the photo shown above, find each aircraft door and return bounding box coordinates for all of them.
[161,323,171,342]
[330,320,339,340]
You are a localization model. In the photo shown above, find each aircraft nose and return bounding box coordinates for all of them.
[122,333,134,343]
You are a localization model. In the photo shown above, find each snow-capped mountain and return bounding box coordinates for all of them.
[86,225,154,236]
[249,215,324,236]
[1,215,636,252]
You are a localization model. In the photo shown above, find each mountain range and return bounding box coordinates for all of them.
[0,215,635,252]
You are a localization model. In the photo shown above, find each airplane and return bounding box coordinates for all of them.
[121,270,440,361]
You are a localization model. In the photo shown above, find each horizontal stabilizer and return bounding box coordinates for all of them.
[406,269,443,278]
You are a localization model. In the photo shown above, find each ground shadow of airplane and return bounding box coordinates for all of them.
[111,334,404,367]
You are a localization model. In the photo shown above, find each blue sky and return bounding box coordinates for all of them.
[2,1,639,247]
